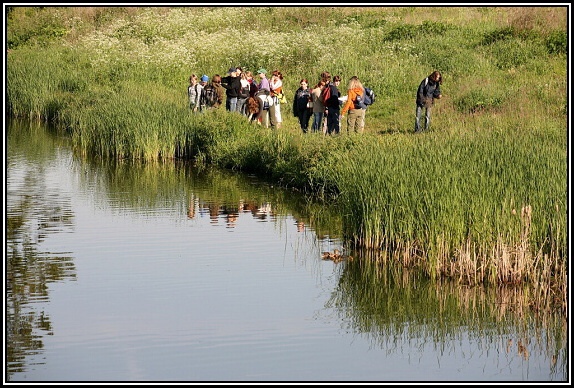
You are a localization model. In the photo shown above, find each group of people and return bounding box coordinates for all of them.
[291,71,369,135]
[188,67,286,129]
[187,73,225,111]
[189,67,443,134]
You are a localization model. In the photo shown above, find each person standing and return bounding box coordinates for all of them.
[311,80,326,133]
[198,74,209,111]
[257,68,270,92]
[341,76,366,134]
[414,70,443,133]
[254,88,273,128]
[254,68,273,127]
[188,74,202,112]
[245,70,259,122]
[269,70,284,129]
[245,71,259,97]
[211,74,225,109]
[333,75,343,133]
[221,67,242,112]
[292,79,313,133]
[237,71,251,116]
[322,72,341,135]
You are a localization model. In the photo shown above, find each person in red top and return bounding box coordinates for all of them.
[341,76,366,134]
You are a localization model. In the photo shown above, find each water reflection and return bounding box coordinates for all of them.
[5,118,568,381]
[6,119,77,377]
[328,253,568,380]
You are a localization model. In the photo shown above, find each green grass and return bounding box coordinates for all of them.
[6,6,567,303]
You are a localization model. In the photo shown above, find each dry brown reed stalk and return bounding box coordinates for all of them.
[461,239,478,285]
[498,285,530,320]
[516,205,533,281]
[487,205,533,285]
[386,240,420,268]
[528,251,567,317]
[395,210,563,314]
[420,204,564,314]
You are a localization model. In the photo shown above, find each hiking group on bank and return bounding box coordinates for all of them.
[189,67,441,134]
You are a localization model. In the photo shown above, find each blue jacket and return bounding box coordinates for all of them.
[416,77,441,107]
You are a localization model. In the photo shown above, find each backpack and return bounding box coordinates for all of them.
[363,87,375,105]
[354,93,367,110]
[239,83,250,99]
[202,84,218,108]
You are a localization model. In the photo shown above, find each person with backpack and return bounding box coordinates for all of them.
[211,74,225,109]
[321,71,341,135]
[341,76,367,134]
[414,70,443,133]
[292,79,313,133]
[254,88,273,128]
[198,74,209,111]
[201,74,223,110]
[188,74,202,112]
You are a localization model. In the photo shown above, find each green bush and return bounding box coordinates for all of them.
[545,30,567,55]
[384,24,419,41]
[454,89,505,114]
[480,26,517,45]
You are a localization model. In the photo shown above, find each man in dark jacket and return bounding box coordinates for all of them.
[415,70,443,133]
[321,72,341,135]
[221,67,242,112]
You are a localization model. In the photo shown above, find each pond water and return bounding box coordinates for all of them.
[5,118,568,382]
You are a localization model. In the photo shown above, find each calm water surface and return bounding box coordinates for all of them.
[5,118,568,382]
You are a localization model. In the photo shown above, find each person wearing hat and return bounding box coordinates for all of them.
[198,75,209,111]
[256,68,270,92]
[221,67,242,112]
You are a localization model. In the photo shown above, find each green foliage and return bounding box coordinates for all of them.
[384,24,420,41]
[488,39,547,70]
[545,30,567,55]
[7,6,69,49]
[454,89,505,114]
[419,20,450,35]
[384,20,450,42]
[480,26,517,45]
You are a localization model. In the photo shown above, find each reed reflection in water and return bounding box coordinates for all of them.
[5,118,568,382]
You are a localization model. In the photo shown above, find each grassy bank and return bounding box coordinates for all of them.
[6,6,568,309]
